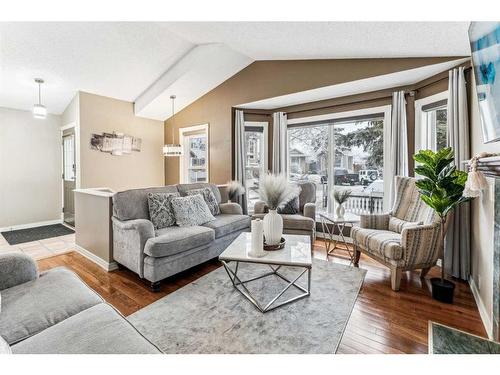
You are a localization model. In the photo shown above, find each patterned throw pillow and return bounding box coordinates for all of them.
[186,188,220,216]
[171,194,215,227]
[147,192,179,230]
[388,217,422,233]
[277,196,300,214]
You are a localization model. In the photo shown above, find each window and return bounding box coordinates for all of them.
[63,134,75,181]
[287,107,389,216]
[415,92,448,152]
[180,125,209,183]
[244,122,268,213]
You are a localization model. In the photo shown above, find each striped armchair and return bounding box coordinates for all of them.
[351,176,441,291]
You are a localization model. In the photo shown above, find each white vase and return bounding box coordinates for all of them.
[263,209,283,246]
[336,204,345,219]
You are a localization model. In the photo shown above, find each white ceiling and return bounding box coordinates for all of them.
[237,58,470,110]
[0,22,471,118]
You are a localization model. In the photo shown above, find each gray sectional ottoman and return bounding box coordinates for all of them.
[0,253,160,354]
[112,183,250,291]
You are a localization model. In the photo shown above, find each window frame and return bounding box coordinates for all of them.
[244,121,269,214]
[287,105,392,212]
[179,123,210,184]
[415,91,448,153]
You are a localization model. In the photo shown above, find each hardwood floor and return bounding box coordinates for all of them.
[37,240,487,354]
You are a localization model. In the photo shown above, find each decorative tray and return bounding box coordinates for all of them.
[263,237,286,251]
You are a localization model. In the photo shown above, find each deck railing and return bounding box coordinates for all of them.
[344,194,384,215]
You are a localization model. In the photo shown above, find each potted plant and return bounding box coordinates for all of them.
[332,189,351,219]
[226,180,245,203]
[258,173,300,245]
[413,147,473,303]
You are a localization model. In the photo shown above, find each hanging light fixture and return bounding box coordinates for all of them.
[163,95,183,157]
[33,78,47,119]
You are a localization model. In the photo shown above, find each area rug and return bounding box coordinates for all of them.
[1,224,74,245]
[128,259,366,354]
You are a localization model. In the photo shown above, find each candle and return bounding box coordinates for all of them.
[249,219,265,258]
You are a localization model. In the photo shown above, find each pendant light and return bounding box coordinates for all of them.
[163,95,183,157]
[33,78,47,119]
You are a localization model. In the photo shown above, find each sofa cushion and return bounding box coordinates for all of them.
[0,267,103,344]
[351,227,403,260]
[171,194,215,227]
[11,303,160,354]
[252,213,314,231]
[147,192,179,229]
[201,214,251,238]
[187,187,220,216]
[144,225,215,258]
[113,186,179,221]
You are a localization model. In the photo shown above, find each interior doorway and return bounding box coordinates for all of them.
[62,127,76,227]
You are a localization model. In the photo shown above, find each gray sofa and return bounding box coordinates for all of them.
[112,183,250,291]
[252,181,317,243]
[0,252,160,354]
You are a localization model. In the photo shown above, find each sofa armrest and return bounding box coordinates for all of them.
[219,202,243,215]
[401,223,441,266]
[359,213,391,230]
[302,203,316,221]
[112,217,155,278]
[0,253,39,291]
[253,200,266,214]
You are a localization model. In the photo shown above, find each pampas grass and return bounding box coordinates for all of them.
[226,180,245,201]
[258,173,301,210]
[332,189,352,205]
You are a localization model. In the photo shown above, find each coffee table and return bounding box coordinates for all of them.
[219,233,311,313]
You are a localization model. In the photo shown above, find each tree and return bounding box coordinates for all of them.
[343,120,384,170]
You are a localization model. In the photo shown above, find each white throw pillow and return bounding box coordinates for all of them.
[171,194,215,227]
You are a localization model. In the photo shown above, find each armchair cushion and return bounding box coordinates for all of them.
[145,226,215,258]
[351,227,403,260]
[359,213,391,230]
[252,213,315,231]
[202,214,250,238]
[0,253,38,291]
[388,217,422,234]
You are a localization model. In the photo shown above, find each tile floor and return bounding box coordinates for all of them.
[0,233,76,260]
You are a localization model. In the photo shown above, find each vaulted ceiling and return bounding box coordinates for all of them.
[0,22,471,119]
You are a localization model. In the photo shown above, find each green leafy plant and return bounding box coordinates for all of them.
[413,147,472,282]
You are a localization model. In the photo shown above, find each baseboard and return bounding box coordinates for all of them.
[75,244,118,272]
[0,219,63,233]
[469,277,494,340]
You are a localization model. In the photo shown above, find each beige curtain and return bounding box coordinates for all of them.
[234,109,247,214]
[445,67,470,280]
[388,91,409,207]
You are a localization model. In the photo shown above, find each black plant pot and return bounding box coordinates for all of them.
[431,277,455,304]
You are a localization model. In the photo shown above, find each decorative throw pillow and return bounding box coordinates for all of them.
[186,187,220,216]
[389,217,423,233]
[277,196,300,214]
[147,192,179,230]
[171,194,215,227]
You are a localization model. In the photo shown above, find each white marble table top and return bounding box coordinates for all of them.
[319,212,360,224]
[219,233,312,267]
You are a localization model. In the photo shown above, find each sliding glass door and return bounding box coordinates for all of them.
[288,112,387,216]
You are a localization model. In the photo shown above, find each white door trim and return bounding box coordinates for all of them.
[179,123,210,184]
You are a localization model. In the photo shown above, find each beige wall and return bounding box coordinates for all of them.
[78,92,164,191]
[0,107,62,228]
[469,71,498,337]
[165,57,462,185]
